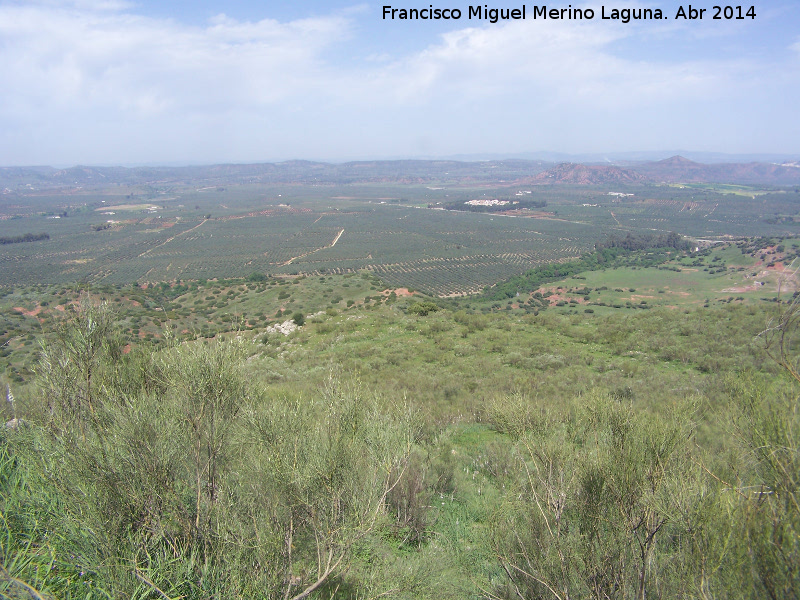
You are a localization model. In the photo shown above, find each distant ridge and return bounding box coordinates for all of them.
[631,155,800,185]
[2,155,800,189]
[439,150,799,164]
[534,163,647,185]
[657,155,699,166]
[632,155,707,181]
[0,160,552,189]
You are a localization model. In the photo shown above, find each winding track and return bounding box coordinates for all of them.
[282,229,345,266]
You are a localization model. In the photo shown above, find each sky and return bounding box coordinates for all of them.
[0,0,798,166]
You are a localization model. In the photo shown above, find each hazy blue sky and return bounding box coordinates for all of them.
[1,0,798,165]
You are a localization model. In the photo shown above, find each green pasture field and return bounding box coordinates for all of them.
[459,238,797,316]
[668,182,779,196]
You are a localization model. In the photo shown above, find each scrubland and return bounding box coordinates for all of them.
[2,236,800,598]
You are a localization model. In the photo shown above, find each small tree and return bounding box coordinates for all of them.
[490,391,694,600]
[244,375,418,599]
[35,297,122,437]
[247,272,267,282]
[408,301,440,317]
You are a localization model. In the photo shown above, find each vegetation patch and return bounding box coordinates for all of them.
[0,232,49,245]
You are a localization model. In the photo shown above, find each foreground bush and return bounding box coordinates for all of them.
[3,301,418,599]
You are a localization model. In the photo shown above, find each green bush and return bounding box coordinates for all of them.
[408,302,440,317]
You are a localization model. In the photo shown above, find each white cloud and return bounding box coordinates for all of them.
[14,0,135,9]
[0,0,796,164]
[0,3,350,120]
[347,15,747,115]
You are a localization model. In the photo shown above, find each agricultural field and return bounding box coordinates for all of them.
[2,176,799,295]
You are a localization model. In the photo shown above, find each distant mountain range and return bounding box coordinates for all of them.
[440,150,800,164]
[523,156,800,186]
[2,155,800,189]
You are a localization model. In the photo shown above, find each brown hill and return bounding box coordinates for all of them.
[632,155,800,185]
[534,163,647,185]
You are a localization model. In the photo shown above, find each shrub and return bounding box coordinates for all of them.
[408,302,440,317]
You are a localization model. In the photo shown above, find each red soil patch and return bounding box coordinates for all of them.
[383,288,414,297]
[546,294,585,305]
[13,306,42,318]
